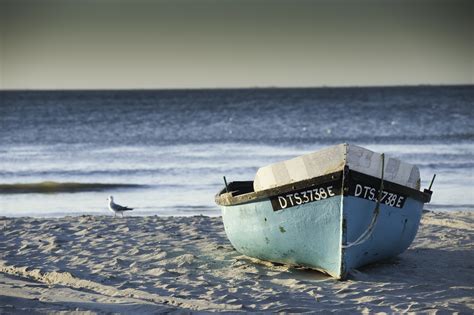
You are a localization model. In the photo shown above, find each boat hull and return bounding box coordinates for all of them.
[222,196,343,278]
[221,190,424,279]
[342,196,423,274]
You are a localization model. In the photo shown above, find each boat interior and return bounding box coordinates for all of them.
[218,181,254,196]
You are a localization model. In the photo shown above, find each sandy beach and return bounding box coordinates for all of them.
[0,210,472,313]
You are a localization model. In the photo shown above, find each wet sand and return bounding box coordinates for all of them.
[0,211,472,313]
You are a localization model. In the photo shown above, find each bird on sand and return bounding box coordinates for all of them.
[107,196,134,217]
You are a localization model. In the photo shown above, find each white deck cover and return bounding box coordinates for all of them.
[253,144,420,191]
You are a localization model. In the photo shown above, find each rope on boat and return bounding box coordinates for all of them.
[342,153,385,249]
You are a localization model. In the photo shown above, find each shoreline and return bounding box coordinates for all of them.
[0,207,472,219]
[0,211,472,313]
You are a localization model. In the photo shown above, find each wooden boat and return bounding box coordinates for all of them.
[215,144,433,279]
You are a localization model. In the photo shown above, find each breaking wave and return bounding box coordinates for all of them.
[0,182,147,194]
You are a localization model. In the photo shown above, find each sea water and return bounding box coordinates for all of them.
[0,86,472,217]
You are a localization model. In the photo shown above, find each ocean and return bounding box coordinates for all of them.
[0,86,473,217]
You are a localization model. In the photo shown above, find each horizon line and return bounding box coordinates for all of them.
[1,83,473,92]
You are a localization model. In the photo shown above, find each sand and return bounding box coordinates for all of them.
[0,211,472,313]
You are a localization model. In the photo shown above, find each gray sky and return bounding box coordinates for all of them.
[1,0,473,89]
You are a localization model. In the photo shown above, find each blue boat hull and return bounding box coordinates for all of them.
[342,196,423,273]
[222,196,343,277]
[221,193,424,279]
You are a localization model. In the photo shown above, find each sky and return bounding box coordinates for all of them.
[0,0,473,90]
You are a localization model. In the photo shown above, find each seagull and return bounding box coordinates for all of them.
[107,196,134,217]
